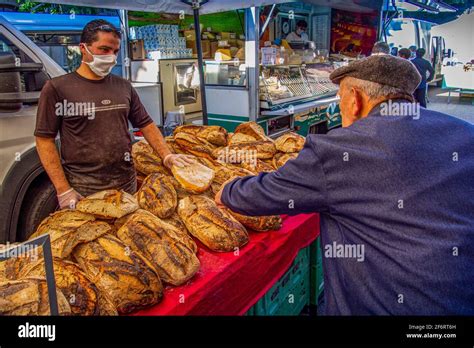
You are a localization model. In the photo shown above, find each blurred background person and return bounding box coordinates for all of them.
[285,20,309,42]
[398,48,411,59]
[411,48,435,108]
[371,41,390,56]
[409,45,417,59]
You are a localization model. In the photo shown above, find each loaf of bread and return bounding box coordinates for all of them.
[134,151,170,176]
[178,195,249,252]
[212,140,276,163]
[273,152,298,168]
[73,234,163,314]
[229,132,257,145]
[173,125,228,146]
[227,210,282,232]
[116,209,197,253]
[211,163,254,194]
[137,173,177,218]
[0,277,71,315]
[171,161,215,194]
[132,140,170,176]
[241,159,275,174]
[234,122,268,141]
[274,132,305,153]
[132,140,153,157]
[76,190,139,219]
[116,210,200,286]
[20,258,117,315]
[29,211,111,259]
[166,137,187,154]
[174,132,217,160]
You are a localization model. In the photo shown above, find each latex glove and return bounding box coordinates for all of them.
[163,153,196,169]
[57,188,83,210]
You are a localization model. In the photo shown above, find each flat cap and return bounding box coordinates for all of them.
[329,55,422,94]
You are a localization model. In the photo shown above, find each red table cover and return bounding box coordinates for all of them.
[133,213,320,316]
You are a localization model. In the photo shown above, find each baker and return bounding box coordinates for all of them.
[35,20,194,209]
[216,54,474,315]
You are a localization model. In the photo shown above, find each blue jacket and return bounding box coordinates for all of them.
[411,57,435,89]
[221,101,474,315]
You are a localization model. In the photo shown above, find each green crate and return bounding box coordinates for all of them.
[310,237,324,305]
[244,306,254,316]
[252,246,310,316]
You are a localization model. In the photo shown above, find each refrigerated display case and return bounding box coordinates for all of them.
[205,60,247,86]
[259,63,339,110]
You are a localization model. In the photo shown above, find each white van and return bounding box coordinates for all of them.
[0,15,65,243]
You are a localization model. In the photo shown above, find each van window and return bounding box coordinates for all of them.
[0,33,49,112]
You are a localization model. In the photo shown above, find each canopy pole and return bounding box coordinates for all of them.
[192,5,208,125]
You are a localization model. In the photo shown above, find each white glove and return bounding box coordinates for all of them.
[163,153,196,169]
[57,188,83,210]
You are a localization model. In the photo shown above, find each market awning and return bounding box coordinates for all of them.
[36,0,381,14]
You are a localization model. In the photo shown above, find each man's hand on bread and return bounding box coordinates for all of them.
[215,177,238,209]
[57,188,83,210]
[163,153,196,169]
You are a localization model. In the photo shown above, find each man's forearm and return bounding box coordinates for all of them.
[140,123,172,160]
[35,136,70,194]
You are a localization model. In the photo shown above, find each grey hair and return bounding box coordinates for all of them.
[343,77,406,100]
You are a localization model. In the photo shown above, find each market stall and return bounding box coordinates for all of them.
[0,0,379,317]
[134,213,319,316]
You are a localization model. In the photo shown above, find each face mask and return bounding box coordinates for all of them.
[82,45,117,77]
[296,28,305,36]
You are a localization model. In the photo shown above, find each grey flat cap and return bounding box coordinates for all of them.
[329,55,422,94]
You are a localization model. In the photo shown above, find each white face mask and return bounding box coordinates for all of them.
[82,45,117,77]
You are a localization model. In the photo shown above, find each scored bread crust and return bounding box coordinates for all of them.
[20,258,108,315]
[171,161,215,194]
[234,122,268,141]
[274,132,305,153]
[241,159,275,174]
[226,210,282,232]
[177,195,249,252]
[173,125,228,146]
[228,132,257,145]
[73,234,163,314]
[76,190,139,219]
[273,152,299,168]
[212,140,276,162]
[137,173,178,218]
[174,132,217,160]
[0,277,71,315]
[116,210,200,286]
[133,152,170,176]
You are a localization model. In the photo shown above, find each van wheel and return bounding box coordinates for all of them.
[17,177,58,241]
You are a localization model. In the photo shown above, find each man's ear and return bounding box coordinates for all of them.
[351,87,364,118]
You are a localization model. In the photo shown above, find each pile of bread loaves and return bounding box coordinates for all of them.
[0,122,305,316]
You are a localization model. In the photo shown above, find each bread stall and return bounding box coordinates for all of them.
[0,0,379,317]
[1,121,320,316]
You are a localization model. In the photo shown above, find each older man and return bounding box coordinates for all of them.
[216,55,474,315]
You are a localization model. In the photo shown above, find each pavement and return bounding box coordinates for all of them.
[427,86,474,124]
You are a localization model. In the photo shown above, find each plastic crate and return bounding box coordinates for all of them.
[310,237,324,305]
[252,246,310,316]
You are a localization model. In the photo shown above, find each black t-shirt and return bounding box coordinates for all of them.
[34,72,153,196]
